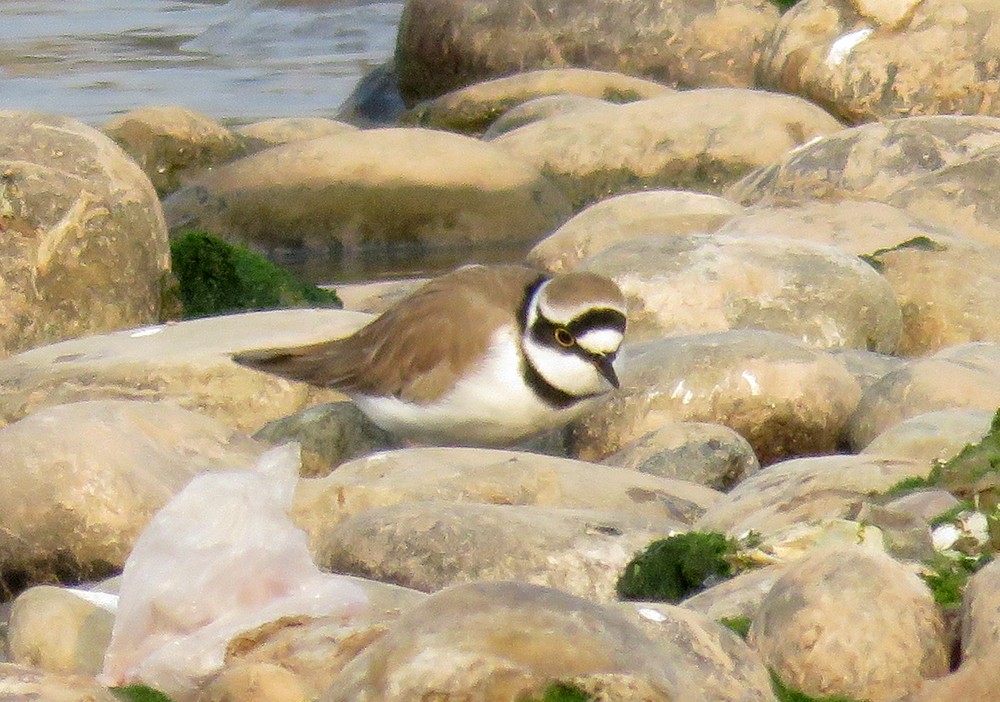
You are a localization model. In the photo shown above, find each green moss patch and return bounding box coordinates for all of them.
[521,682,593,702]
[719,616,752,639]
[921,552,992,608]
[169,230,341,319]
[770,671,866,702]
[111,685,176,702]
[617,532,735,602]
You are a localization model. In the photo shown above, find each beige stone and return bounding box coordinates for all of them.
[749,546,949,701]
[846,342,1000,449]
[317,502,684,602]
[680,565,788,623]
[0,663,118,702]
[234,117,358,151]
[600,423,760,491]
[860,408,995,464]
[334,277,426,315]
[493,89,842,209]
[395,0,779,104]
[758,0,1000,123]
[162,128,571,256]
[569,331,863,465]
[0,111,169,359]
[580,233,902,349]
[0,400,263,595]
[613,602,777,702]
[0,308,367,432]
[199,662,311,702]
[830,348,904,392]
[482,95,612,139]
[6,586,114,675]
[695,454,929,536]
[727,115,1000,206]
[293,447,721,541]
[528,190,743,273]
[103,105,243,196]
[403,67,672,134]
[317,581,682,701]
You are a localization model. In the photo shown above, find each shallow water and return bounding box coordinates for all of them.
[0,0,403,126]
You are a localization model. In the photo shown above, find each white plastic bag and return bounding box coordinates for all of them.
[99,443,367,698]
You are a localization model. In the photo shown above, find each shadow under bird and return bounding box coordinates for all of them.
[232,264,627,446]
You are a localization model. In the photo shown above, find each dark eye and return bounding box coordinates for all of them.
[554,327,574,347]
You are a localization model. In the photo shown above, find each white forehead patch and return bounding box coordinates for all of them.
[575,328,624,355]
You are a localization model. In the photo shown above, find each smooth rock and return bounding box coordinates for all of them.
[317,581,680,701]
[0,400,263,596]
[395,0,780,104]
[580,233,902,349]
[616,602,777,702]
[569,330,863,465]
[6,585,114,675]
[0,663,118,702]
[749,546,949,701]
[333,277,427,315]
[200,662,311,702]
[527,190,743,273]
[493,88,842,208]
[728,115,1000,206]
[758,0,1000,123]
[482,94,611,139]
[162,128,572,258]
[222,578,426,699]
[681,564,788,623]
[403,67,672,135]
[696,454,929,537]
[316,502,684,601]
[601,422,760,492]
[103,105,243,196]
[830,348,905,393]
[293,447,721,541]
[234,117,358,152]
[860,408,995,465]
[0,111,169,359]
[0,308,368,432]
[846,342,1000,449]
[883,490,961,524]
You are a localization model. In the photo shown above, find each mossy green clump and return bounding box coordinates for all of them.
[770,671,866,702]
[111,684,176,702]
[921,552,992,607]
[719,616,753,639]
[521,682,593,702]
[768,0,801,11]
[169,230,341,319]
[617,532,735,602]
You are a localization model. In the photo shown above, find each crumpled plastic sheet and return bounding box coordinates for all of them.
[98,443,368,699]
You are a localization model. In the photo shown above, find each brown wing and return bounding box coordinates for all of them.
[232,266,544,404]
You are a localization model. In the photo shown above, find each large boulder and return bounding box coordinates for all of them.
[758,0,1000,124]
[0,111,169,360]
[163,128,571,257]
[395,0,780,104]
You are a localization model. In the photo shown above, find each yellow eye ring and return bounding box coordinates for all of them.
[554,327,574,347]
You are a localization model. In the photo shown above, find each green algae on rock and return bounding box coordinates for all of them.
[617,532,735,603]
[170,230,341,319]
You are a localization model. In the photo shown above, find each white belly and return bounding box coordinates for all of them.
[352,327,599,446]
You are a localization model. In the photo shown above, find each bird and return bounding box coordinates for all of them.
[232,264,627,447]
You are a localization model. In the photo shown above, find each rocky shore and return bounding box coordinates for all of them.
[4,0,1000,701]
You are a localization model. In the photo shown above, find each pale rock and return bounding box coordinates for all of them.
[696,454,929,536]
[0,400,263,595]
[883,490,961,524]
[0,308,368,432]
[316,501,685,602]
[846,342,1000,449]
[681,565,788,623]
[317,581,682,701]
[403,67,672,135]
[199,663,311,702]
[830,348,904,392]
[334,277,426,315]
[162,128,571,257]
[0,663,118,702]
[580,233,902,350]
[235,117,358,151]
[0,111,169,359]
[569,330,863,465]
[103,105,243,195]
[749,546,949,701]
[852,0,923,28]
[600,422,760,491]
[860,408,995,465]
[293,447,721,541]
[528,190,743,273]
[493,88,843,208]
[483,95,612,139]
